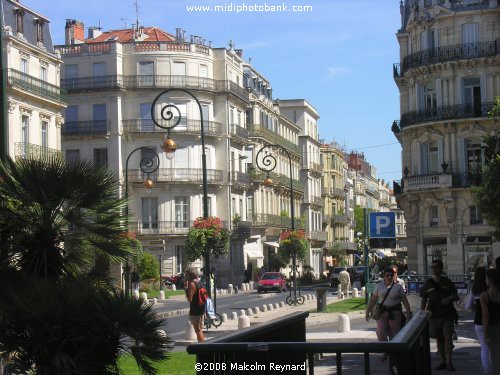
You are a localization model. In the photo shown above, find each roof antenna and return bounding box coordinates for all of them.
[133,0,140,31]
[121,18,130,29]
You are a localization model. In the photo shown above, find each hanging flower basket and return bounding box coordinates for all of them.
[278,230,309,263]
[185,216,229,262]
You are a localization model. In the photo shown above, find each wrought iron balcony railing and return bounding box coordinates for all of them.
[229,124,250,143]
[62,120,109,137]
[128,220,228,235]
[451,172,482,188]
[61,75,123,91]
[395,40,499,77]
[7,69,66,103]
[310,196,324,206]
[309,162,323,175]
[322,187,345,197]
[247,124,301,156]
[309,231,327,241]
[250,170,304,192]
[230,171,251,186]
[324,241,358,251]
[127,168,223,183]
[121,119,223,137]
[123,75,218,91]
[14,142,62,160]
[332,214,349,225]
[400,102,495,128]
[251,213,305,229]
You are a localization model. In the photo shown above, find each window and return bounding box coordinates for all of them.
[34,19,44,43]
[65,105,78,134]
[175,197,189,228]
[462,23,479,44]
[65,65,78,79]
[463,77,481,116]
[429,205,439,227]
[21,115,29,144]
[92,104,107,133]
[14,8,24,34]
[141,197,158,230]
[175,246,184,274]
[470,205,482,225]
[138,61,154,86]
[40,66,47,81]
[20,58,28,74]
[247,195,253,220]
[41,121,48,148]
[467,141,482,184]
[427,141,439,173]
[140,103,153,131]
[65,149,80,164]
[93,148,108,169]
[172,62,186,86]
[92,62,106,87]
[424,82,437,110]
[425,244,447,275]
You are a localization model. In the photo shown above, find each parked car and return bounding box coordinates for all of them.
[257,272,287,293]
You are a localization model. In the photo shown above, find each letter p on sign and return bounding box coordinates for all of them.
[369,212,396,238]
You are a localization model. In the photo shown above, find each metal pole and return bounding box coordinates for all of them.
[363,208,370,304]
[0,4,8,160]
[288,151,297,305]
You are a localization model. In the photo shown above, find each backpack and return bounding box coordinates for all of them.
[196,283,209,307]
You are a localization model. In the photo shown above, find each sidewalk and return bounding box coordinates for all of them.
[178,293,482,375]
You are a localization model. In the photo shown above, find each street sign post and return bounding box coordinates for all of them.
[369,212,396,248]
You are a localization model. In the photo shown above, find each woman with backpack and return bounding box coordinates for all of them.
[480,269,500,374]
[465,267,489,374]
[185,267,205,342]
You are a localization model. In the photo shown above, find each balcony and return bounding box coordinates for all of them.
[309,162,323,175]
[310,196,324,207]
[404,173,452,192]
[247,124,301,156]
[129,220,228,236]
[324,241,357,251]
[61,75,123,92]
[121,119,223,137]
[7,69,66,104]
[366,188,380,200]
[55,41,118,56]
[250,170,304,193]
[309,231,327,242]
[230,171,251,187]
[14,142,62,160]
[127,168,223,184]
[394,40,499,77]
[322,187,345,198]
[220,81,250,103]
[229,124,250,144]
[332,214,349,225]
[251,213,305,229]
[123,75,218,92]
[399,102,495,128]
[62,120,109,138]
[451,172,482,188]
[322,214,332,224]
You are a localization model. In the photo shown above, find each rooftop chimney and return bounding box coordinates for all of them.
[65,19,84,45]
[88,26,102,39]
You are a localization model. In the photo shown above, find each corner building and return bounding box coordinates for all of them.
[392,0,500,275]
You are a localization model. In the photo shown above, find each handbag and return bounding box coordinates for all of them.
[371,282,395,320]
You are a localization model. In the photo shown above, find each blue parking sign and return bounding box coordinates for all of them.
[369,212,396,238]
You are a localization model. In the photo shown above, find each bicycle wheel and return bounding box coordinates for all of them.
[297,296,305,305]
[211,313,223,327]
[285,295,294,305]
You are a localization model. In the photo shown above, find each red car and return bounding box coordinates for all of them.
[257,272,287,293]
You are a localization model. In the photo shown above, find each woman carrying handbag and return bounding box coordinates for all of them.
[366,267,412,361]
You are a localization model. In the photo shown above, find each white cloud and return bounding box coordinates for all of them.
[327,67,351,77]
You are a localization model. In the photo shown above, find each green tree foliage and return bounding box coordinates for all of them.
[474,97,500,233]
[138,251,160,280]
[185,216,229,262]
[0,156,172,374]
[323,243,348,266]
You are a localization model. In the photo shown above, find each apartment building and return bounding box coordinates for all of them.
[392,0,500,275]
[1,0,65,160]
[57,21,249,286]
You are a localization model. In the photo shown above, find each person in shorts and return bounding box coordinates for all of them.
[420,260,459,371]
[185,267,205,342]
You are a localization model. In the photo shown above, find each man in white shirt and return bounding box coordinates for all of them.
[392,265,406,291]
[339,268,351,297]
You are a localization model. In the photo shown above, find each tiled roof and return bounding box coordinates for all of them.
[86,27,176,43]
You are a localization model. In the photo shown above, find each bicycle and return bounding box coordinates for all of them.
[204,311,222,330]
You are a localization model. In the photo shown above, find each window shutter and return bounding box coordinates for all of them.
[420,143,428,174]
[457,139,466,173]
[438,139,443,170]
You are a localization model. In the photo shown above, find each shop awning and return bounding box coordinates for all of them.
[244,241,264,259]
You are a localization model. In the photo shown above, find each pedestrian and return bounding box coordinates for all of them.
[495,256,500,270]
[480,269,500,374]
[365,267,412,361]
[465,267,490,374]
[184,267,205,342]
[130,267,140,292]
[420,259,459,371]
[339,267,350,297]
[391,265,406,291]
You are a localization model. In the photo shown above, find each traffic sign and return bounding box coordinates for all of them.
[369,212,396,238]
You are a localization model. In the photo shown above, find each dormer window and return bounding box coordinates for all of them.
[14,8,25,34]
[34,18,45,43]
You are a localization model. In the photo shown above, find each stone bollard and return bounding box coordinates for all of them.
[337,285,342,296]
[228,284,233,294]
[222,313,228,322]
[231,312,238,320]
[171,285,176,291]
[240,309,246,316]
[262,304,268,312]
[274,303,280,309]
[140,292,148,301]
[186,321,196,340]
[361,287,366,297]
[159,290,165,300]
[267,303,273,311]
[238,315,250,329]
[254,307,260,314]
[280,301,285,308]
[152,298,158,304]
[353,288,359,298]
[311,294,316,301]
[241,283,246,291]
[338,313,350,332]
[247,308,253,316]
[249,281,254,290]
[340,292,344,299]
[157,329,166,338]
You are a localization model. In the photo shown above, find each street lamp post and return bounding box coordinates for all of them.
[124,147,160,299]
[461,232,467,277]
[255,143,302,305]
[150,89,213,299]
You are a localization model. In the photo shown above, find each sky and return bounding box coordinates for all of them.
[25,0,403,183]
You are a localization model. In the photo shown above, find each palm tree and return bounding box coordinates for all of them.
[0,156,172,374]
